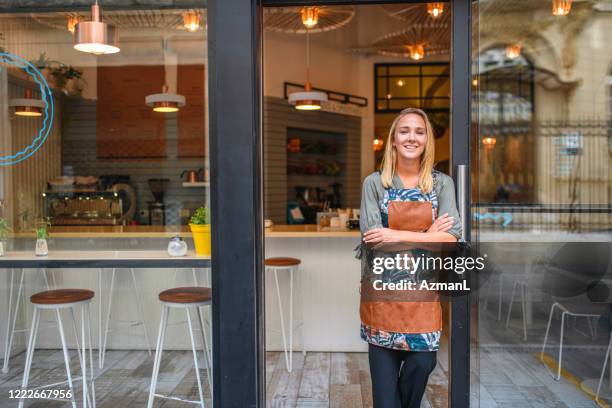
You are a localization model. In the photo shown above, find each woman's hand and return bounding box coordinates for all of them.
[363,228,402,246]
[427,213,454,233]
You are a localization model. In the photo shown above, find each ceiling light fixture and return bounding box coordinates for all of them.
[183,10,202,32]
[426,3,445,18]
[10,88,44,117]
[67,16,79,34]
[505,44,521,59]
[482,136,497,147]
[74,1,120,55]
[397,79,405,87]
[407,44,425,60]
[289,31,327,110]
[552,0,572,16]
[300,7,320,29]
[146,84,186,113]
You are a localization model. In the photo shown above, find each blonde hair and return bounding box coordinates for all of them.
[380,108,436,192]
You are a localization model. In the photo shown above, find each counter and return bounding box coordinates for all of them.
[10,224,361,238]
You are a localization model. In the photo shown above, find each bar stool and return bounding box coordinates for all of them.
[99,268,151,368]
[19,289,95,408]
[148,287,212,408]
[3,268,56,374]
[266,257,305,373]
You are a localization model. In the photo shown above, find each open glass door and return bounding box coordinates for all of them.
[261,1,471,407]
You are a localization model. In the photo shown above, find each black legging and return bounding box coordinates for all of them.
[368,343,437,408]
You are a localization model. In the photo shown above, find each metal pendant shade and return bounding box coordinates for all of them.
[74,2,120,55]
[146,85,186,113]
[10,89,44,117]
[288,32,327,110]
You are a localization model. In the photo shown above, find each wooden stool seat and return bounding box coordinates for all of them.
[265,257,301,267]
[159,287,212,304]
[30,289,94,305]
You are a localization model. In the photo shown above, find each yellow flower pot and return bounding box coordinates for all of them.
[189,223,211,256]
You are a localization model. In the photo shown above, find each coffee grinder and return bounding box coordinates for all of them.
[148,178,169,225]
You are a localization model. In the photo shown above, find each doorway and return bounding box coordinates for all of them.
[261,1,471,407]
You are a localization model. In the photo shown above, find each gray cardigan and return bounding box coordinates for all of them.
[359,170,462,240]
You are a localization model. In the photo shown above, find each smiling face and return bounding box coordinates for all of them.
[393,113,427,162]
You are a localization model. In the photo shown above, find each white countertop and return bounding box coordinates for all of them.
[0,251,211,268]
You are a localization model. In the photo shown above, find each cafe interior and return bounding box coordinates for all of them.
[0,1,611,407]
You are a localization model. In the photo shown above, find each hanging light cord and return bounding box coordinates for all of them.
[305,30,311,90]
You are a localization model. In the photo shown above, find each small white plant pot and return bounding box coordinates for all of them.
[35,238,48,256]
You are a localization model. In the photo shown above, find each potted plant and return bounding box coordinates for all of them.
[189,206,211,256]
[35,219,50,256]
[0,218,9,257]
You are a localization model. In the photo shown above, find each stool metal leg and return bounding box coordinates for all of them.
[596,334,612,402]
[86,303,96,408]
[147,305,169,408]
[300,265,306,356]
[521,283,527,341]
[289,266,293,372]
[18,307,40,408]
[197,305,213,397]
[100,268,116,368]
[187,307,206,407]
[273,268,291,372]
[98,268,103,369]
[80,305,88,408]
[71,308,92,408]
[557,311,566,381]
[2,268,16,374]
[505,280,519,329]
[56,309,78,407]
[3,269,24,374]
[130,268,152,355]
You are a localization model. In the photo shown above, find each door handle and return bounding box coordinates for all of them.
[455,164,468,242]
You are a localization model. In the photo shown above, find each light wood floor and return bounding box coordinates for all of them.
[265,350,448,408]
[0,320,603,408]
[0,348,445,408]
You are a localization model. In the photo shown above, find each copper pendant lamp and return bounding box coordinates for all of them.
[74,1,120,55]
[10,89,44,117]
[288,31,327,110]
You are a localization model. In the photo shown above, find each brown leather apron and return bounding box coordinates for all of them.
[360,200,442,334]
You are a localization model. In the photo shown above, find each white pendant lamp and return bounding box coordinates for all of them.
[74,1,120,55]
[10,89,44,117]
[289,31,327,111]
[146,84,186,113]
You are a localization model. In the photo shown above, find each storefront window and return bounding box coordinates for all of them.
[474,1,612,407]
[0,1,212,406]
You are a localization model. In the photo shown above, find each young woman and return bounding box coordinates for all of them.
[359,108,462,408]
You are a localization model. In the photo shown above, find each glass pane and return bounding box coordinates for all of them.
[389,76,420,98]
[0,1,212,406]
[377,77,388,97]
[389,65,420,76]
[422,65,449,75]
[389,97,421,110]
[422,76,450,98]
[473,2,612,408]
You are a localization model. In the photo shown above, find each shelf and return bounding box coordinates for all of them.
[182,182,210,188]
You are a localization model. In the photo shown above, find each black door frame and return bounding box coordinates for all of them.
[209,0,472,406]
